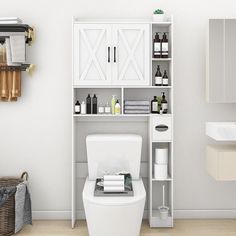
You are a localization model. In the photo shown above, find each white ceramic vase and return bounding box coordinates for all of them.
[153,14,165,22]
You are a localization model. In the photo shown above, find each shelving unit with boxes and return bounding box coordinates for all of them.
[72,17,174,228]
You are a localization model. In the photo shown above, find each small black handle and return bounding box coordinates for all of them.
[155,124,168,132]
[114,46,116,63]
[108,47,110,63]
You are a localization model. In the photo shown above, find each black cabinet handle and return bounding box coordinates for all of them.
[155,124,168,132]
[114,46,116,63]
[108,47,110,63]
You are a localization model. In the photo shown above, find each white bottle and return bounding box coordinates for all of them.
[115,100,121,115]
[81,101,86,114]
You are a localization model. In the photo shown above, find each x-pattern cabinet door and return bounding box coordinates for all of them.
[74,24,112,85]
[112,24,150,85]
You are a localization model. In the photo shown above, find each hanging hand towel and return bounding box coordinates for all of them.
[10,35,25,63]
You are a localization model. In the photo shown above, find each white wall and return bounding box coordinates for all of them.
[1,0,236,219]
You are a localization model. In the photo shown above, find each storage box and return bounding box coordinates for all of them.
[152,116,172,141]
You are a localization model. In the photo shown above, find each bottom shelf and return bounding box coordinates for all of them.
[150,210,173,228]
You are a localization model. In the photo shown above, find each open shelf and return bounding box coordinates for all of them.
[151,22,172,27]
[73,113,172,117]
[150,210,173,228]
[73,85,172,89]
[152,58,172,61]
[152,176,172,181]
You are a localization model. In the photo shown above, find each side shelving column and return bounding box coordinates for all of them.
[149,17,174,228]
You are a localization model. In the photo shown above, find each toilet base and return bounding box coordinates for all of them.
[83,179,146,236]
[84,201,145,236]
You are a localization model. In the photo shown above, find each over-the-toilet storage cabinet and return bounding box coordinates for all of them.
[73,23,149,85]
[72,18,174,229]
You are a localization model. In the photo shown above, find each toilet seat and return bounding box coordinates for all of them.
[83,178,146,206]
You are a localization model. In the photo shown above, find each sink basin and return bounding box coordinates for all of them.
[206,122,236,141]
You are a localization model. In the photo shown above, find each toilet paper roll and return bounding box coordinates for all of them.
[104,186,125,192]
[155,148,168,164]
[154,164,168,179]
[104,175,124,181]
[103,181,124,187]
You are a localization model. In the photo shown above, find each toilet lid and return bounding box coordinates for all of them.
[83,178,146,206]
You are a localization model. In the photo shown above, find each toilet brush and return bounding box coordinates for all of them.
[158,185,169,220]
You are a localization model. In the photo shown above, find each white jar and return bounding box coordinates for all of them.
[105,102,111,114]
[98,103,105,114]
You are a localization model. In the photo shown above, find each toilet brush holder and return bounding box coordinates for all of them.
[158,206,169,220]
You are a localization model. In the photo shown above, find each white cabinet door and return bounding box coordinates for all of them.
[74,24,112,85]
[112,24,150,85]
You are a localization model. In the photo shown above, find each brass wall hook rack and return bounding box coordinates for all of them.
[0,21,35,102]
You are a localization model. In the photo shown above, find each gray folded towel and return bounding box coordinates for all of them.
[124,110,150,114]
[125,105,149,110]
[124,100,149,106]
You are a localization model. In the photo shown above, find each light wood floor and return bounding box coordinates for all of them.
[17,219,236,236]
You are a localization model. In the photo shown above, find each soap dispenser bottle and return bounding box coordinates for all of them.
[75,100,81,114]
[115,100,121,115]
[151,96,158,113]
[161,32,168,58]
[153,32,161,58]
[162,70,169,86]
[155,65,162,86]
[111,95,116,115]
[92,94,97,114]
[161,92,168,114]
[86,94,91,114]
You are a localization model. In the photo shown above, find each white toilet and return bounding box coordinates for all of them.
[83,134,146,236]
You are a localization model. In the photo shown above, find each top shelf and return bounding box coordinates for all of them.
[0,24,33,32]
[73,85,172,89]
[151,22,172,26]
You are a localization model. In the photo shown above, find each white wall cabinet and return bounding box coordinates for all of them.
[207,19,236,103]
[74,23,150,86]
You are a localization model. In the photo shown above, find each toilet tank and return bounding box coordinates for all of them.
[86,134,142,180]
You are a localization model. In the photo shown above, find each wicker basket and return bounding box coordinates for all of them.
[0,172,28,236]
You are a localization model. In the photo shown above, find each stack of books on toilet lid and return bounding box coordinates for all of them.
[94,173,133,197]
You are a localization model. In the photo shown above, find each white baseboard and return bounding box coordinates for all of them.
[33,209,236,220]
[174,209,236,219]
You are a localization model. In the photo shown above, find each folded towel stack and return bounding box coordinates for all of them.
[103,175,124,192]
[124,100,150,114]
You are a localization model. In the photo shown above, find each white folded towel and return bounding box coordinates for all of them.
[104,175,124,181]
[104,186,125,192]
[103,181,124,187]
[10,35,25,63]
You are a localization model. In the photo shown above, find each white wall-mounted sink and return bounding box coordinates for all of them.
[206,122,236,141]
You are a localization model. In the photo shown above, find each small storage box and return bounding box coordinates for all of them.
[152,116,172,141]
